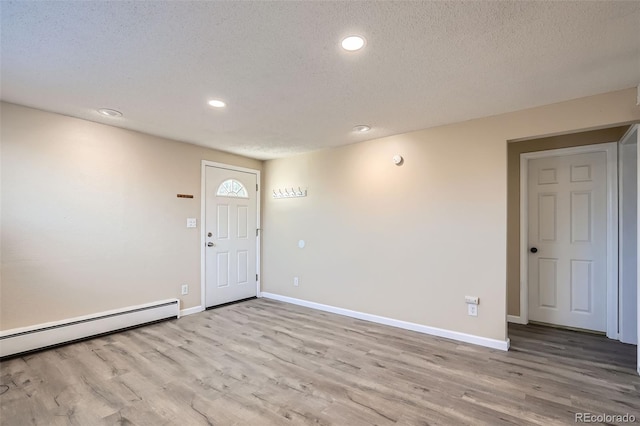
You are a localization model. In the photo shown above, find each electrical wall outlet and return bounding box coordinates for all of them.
[294,277,299,287]
[468,304,478,316]
[181,284,189,295]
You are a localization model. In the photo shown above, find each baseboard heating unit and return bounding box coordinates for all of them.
[0,298,180,359]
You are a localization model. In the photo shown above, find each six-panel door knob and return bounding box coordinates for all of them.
[530,247,538,253]
[207,242,215,247]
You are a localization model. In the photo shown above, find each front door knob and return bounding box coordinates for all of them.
[207,242,215,247]
[530,247,538,253]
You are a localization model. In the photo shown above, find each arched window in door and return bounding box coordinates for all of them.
[216,179,248,198]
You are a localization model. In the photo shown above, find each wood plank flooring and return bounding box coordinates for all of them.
[1,298,638,425]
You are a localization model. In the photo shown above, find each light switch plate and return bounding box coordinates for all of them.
[186,218,197,228]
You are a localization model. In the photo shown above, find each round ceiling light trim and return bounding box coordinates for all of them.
[97,108,123,117]
[353,124,371,133]
[341,35,366,51]
[207,99,227,108]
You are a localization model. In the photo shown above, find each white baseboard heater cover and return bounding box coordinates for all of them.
[0,299,180,359]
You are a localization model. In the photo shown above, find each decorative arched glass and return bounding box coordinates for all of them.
[216,179,248,198]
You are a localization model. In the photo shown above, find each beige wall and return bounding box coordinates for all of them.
[0,103,262,330]
[3,89,639,338]
[262,88,640,342]
[506,126,630,317]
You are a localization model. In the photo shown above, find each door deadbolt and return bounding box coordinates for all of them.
[207,232,213,237]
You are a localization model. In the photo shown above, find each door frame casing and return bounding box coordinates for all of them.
[518,142,618,339]
[200,160,261,309]
[618,125,638,345]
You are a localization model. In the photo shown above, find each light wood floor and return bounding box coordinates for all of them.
[1,298,638,425]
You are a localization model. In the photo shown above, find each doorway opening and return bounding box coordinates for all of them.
[506,124,639,373]
[520,142,618,337]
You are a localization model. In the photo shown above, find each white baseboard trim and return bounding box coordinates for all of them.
[180,305,205,317]
[507,315,528,325]
[261,292,510,351]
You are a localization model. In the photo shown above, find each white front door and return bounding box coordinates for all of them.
[527,150,608,332]
[205,165,258,307]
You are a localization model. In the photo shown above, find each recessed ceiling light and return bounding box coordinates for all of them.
[208,99,226,108]
[353,125,371,132]
[341,35,366,51]
[97,108,122,117]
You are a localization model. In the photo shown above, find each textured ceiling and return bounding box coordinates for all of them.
[1,1,639,160]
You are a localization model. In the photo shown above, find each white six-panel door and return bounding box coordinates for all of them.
[205,166,258,307]
[528,151,608,332]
